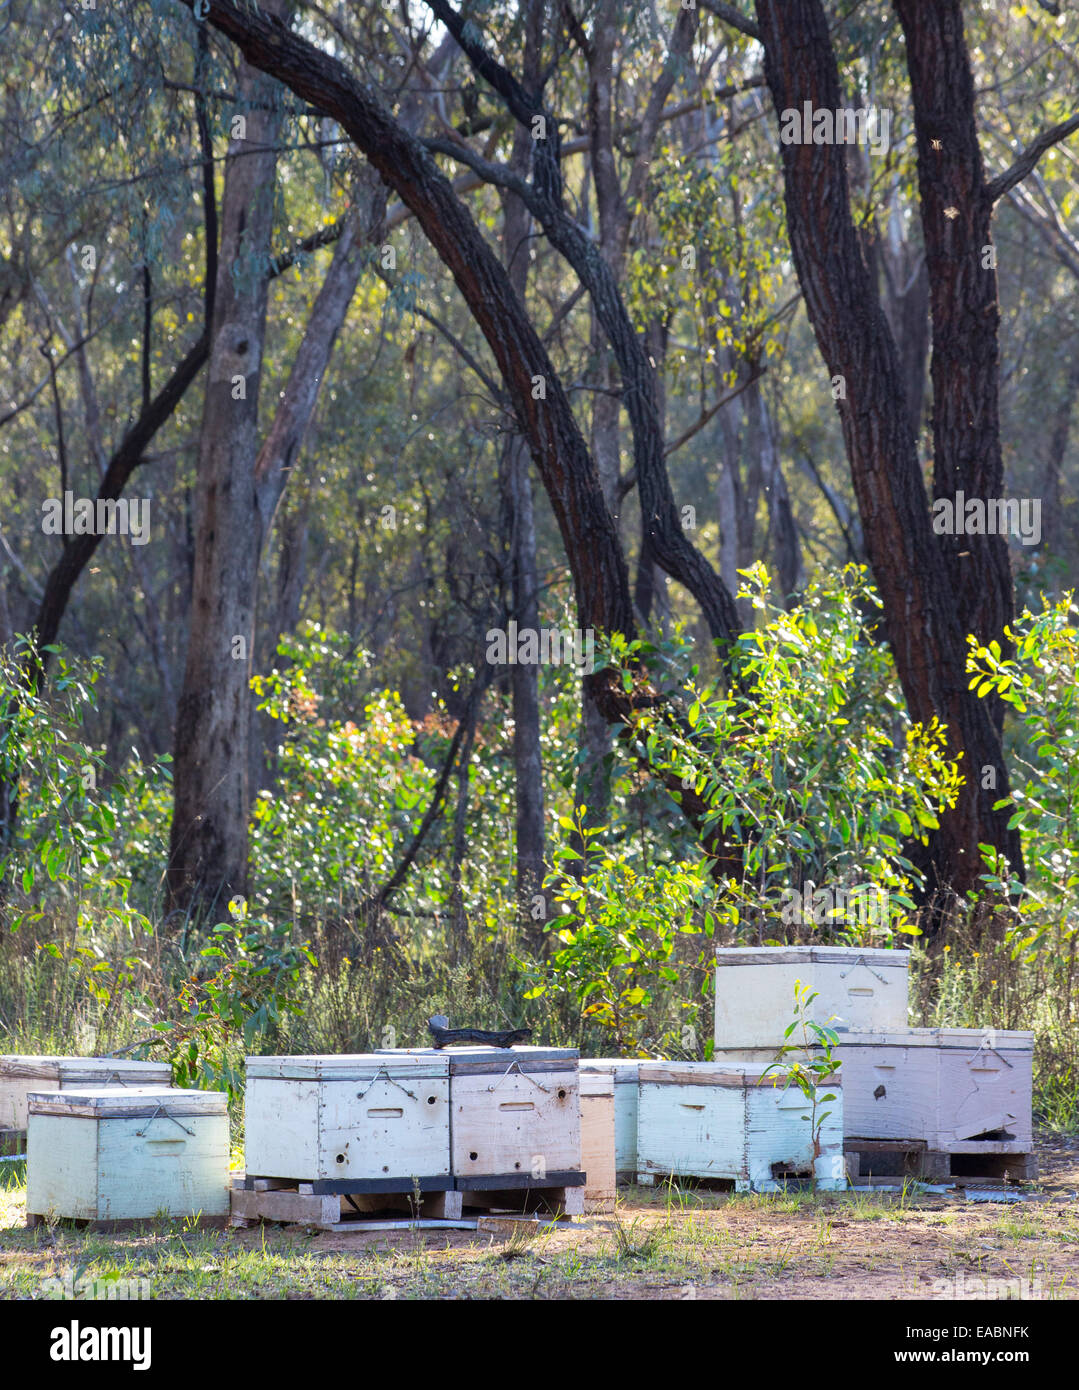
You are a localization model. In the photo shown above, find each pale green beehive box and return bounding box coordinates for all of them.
[26,1087,230,1222]
[636,1061,845,1191]
[0,1056,172,1131]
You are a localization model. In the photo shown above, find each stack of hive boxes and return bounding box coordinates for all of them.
[1,1055,230,1225]
[711,946,1036,1183]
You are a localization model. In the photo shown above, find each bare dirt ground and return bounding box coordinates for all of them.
[1,1134,1076,1300]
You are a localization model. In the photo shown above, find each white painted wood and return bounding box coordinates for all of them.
[25,1087,229,1221]
[636,1061,844,1191]
[0,1056,171,1130]
[579,1073,616,1212]
[580,1059,639,1176]
[713,947,910,1048]
[445,1049,581,1180]
[714,1028,1033,1151]
[835,1029,1033,1149]
[244,1053,451,1182]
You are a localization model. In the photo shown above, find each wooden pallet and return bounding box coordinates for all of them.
[231,1175,464,1228]
[233,1172,586,1228]
[0,1128,25,1157]
[456,1172,585,1218]
[845,1138,1037,1184]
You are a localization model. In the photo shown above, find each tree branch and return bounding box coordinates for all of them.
[984,111,1079,203]
[664,369,764,458]
[700,0,761,41]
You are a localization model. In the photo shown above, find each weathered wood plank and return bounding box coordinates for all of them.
[248,1190,341,1225]
[580,1080,616,1213]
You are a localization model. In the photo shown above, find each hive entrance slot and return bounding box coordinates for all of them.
[770,1163,813,1181]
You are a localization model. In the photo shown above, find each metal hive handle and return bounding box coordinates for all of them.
[134,1105,195,1137]
[487,1060,550,1094]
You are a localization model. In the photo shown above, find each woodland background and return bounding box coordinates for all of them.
[0,0,1077,1127]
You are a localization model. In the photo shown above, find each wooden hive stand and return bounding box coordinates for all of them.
[229,1174,466,1229]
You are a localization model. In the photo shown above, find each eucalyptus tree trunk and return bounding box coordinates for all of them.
[498,10,547,930]
[166,32,286,915]
[892,0,1017,709]
[753,0,1022,905]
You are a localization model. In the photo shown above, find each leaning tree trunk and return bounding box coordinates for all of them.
[179,0,757,884]
[753,0,1022,904]
[183,0,634,686]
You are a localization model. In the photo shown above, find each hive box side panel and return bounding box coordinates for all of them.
[636,1084,745,1179]
[825,959,909,1034]
[580,1092,616,1208]
[839,1044,938,1141]
[96,1115,230,1220]
[26,1114,98,1219]
[0,1077,33,1131]
[935,1048,1033,1148]
[613,1084,639,1176]
[451,1072,580,1178]
[714,956,909,1049]
[244,1078,321,1179]
[714,963,800,1050]
[745,1085,844,1188]
[318,1077,451,1181]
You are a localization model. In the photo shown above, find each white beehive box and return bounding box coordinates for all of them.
[579,1071,616,1212]
[244,1054,451,1188]
[0,1056,172,1131]
[25,1087,229,1222]
[636,1061,844,1191]
[714,946,910,1048]
[400,1047,581,1184]
[834,1028,1033,1151]
[580,1058,640,1178]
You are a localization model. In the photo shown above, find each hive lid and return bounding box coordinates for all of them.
[579,1071,615,1097]
[714,946,910,969]
[377,1045,578,1075]
[834,1027,1034,1050]
[26,1086,227,1119]
[0,1055,171,1083]
[580,1058,641,1082]
[637,1060,842,1089]
[246,1053,450,1081]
